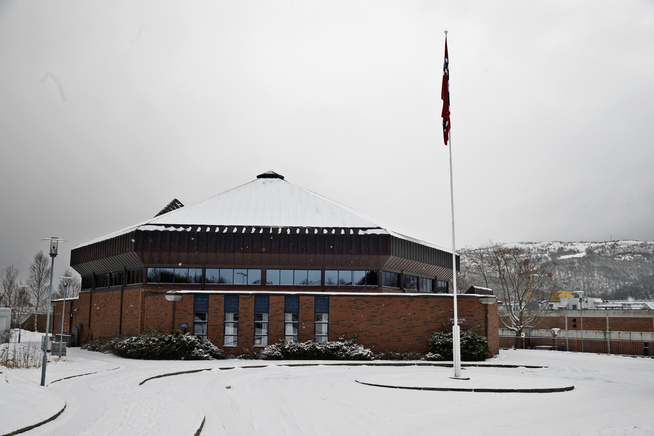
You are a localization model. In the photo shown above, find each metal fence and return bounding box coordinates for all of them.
[500,335,651,357]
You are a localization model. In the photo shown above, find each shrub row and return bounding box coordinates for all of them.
[427,330,490,361]
[260,338,374,360]
[83,329,490,362]
[83,329,226,360]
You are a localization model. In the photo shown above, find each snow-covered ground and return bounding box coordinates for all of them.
[2,330,653,435]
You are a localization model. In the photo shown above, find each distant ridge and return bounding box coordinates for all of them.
[460,240,654,300]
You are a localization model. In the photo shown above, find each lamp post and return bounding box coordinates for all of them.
[18,286,27,344]
[165,291,183,332]
[58,276,72,358]
[578,291,584,353]
[551,328,560,350]
[40,237,65,387]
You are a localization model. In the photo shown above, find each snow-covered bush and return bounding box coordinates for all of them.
[0,342,42,368]
[374,351,424,361]
[86,330,226,360]
[261,338,373,361]
[428,330,490,361]
[82,336,126,353]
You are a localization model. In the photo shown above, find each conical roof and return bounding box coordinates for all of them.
[148,171,381,229]
[76,171,409,249]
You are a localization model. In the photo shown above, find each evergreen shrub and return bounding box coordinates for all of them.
[428,330,490,361]
[85,330,226,360]
[261,338,373,360]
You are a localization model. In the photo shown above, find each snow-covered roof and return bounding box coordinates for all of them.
[76,171,447,251]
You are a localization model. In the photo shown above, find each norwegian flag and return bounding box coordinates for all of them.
[441,36,450,145]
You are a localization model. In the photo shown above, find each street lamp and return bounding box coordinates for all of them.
[18,286,27,344]
[165,291,183,332]
[58,276,72,358]
[40,237,65,387]
[577,291,584,353]
[551,328,561,350]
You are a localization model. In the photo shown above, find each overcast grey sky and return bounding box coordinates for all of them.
[1,0,653,282]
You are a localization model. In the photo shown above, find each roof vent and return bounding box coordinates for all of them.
[155,198,184,217]
[257,171,284,180]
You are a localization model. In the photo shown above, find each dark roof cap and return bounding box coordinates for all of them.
[257,171,284,180]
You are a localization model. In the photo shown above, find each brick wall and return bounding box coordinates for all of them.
[501,310,654,333]
[51,299,78,336]
[74,289,499,356]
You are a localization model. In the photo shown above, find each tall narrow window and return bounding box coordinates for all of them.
[224,295,239,347]
[314,296,329,343]
[194,294,209,341]
[285,295,299,342]
[254,295,269,347]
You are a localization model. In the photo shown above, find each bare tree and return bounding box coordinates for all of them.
[27,251,51,332]
[464,243,557,345]
[52,269,81,300]
[1,265,21,327]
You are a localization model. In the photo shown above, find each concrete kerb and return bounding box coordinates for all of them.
[3,404,67,436]
[355,379,575,393]
[135,361,566,394]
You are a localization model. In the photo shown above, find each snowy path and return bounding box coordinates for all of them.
[2,346,654,435]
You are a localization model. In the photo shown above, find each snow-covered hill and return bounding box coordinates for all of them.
[460,240,654,300]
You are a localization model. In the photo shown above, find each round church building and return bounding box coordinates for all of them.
[69,171,499,355]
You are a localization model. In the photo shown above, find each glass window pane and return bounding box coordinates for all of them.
[174,268,189,284]
[307,270,321,286]
[255,313,269,322]
[225,312,238,322]
[285,324,299,335]
[224,336,237,346]
[383,271,400,288]
[194,323,207,335]
[366,270,379,286]
[224,323,238,335]
[220,269,234,284]
[266,269,280,285]
[405,274,418,290]
[194,312,207,322]
[284,313,299,322]
[147,268,160,283]
[280,270,294,285]
[315,313,328,322]
[254,336,268,346]
[234,269,248,285]
[248,269,262,285]
[338,270,352,286]
[255,323,268,335]
[160,268,175,283]
[205,269,220,284]
[315,324,328,335]
[353,270,366,286]
[324,270,338,286]
[294,270,308,285]
[188,268,202,284]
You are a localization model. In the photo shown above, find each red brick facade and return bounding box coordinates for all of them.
[56,289,499,356]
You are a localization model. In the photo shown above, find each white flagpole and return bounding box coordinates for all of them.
[444,30,463,379]
[449,129,462,379]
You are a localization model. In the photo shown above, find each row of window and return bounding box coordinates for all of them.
[84,267,448,293]
[193,295,329,347]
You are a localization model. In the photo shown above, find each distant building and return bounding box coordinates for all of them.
[66,172,499,356]
[500,299,654,356]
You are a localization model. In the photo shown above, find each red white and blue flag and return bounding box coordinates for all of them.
[441,36,450,145]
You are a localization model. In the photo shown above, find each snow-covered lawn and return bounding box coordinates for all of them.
[2,330,653,435]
